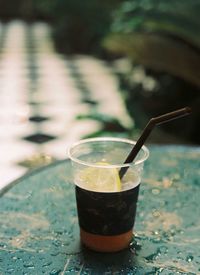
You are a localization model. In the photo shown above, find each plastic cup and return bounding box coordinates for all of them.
[68,137,149,252]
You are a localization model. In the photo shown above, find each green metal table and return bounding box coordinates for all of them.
[0,146,200,274]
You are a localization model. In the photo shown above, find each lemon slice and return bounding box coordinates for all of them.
[79,162,121,192]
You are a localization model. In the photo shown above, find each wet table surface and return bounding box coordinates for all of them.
[0,145,200,274]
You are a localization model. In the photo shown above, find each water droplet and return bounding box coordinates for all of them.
[65,267,81,273]
[26,191,33,198]
[145,248,161,262]
[152,209,161,217]
[172,174,180,181]
[152,189,160,195]
[42,261,52,267]
[186,254,194,262]
[50,269,61,275]
[23,262,34,268]
[37,249,44,253]
[6,268,15,273]
[54,230,63,235]
[139,211,144,217]
[159,245,168,254]
[0,243,7,248]
[52,239,61,247]
[82,270,92,275]
[129,239,142,254]
[50,251,59,256]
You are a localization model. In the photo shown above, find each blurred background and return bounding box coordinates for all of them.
[0,0,199,189]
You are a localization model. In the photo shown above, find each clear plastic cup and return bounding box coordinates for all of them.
[68,137,149,252]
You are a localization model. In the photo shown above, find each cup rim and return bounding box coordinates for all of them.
[68,137,149,168]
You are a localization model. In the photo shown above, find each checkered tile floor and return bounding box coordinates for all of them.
[0,20,131,190]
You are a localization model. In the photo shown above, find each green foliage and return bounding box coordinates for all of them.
[36,0,121,54]
[104,0,200,144]
[111,0,200,47]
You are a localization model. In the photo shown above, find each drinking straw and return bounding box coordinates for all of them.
[119,107,191,179]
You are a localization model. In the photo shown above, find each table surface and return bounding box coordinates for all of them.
[0,145,200,274]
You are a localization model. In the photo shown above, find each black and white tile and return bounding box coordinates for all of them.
[0,20,131,190]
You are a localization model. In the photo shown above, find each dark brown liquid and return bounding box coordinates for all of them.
[75,185,140,252]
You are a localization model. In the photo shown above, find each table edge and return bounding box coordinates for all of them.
[0,159,69,197]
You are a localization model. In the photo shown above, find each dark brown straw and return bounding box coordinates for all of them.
[119,107,191,179]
